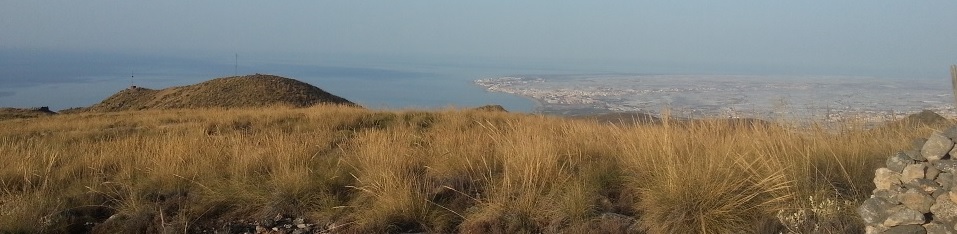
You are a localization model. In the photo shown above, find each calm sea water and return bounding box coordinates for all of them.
[3,50,944,113]
[0,51,538,112]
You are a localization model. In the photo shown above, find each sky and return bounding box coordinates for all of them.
[2,1,957,77]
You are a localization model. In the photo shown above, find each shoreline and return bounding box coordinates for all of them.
[469,81,544,113]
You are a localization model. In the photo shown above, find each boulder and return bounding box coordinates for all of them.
[889,152,916,173]
[950,146,957,161]
[922,132,954,161]
[884,224,926,234]
[904,179,942,195]
[931,194,957,223]
[926,166,941,180]
[874,186,908,203]
[866,224,889,234]
[937,172,955,191]
[937,160,957,174]
[943,126,957,140]
[906,149,926,162]
[922,222,953,234]
[883,206,926,227]
[914,138,929,151]
[860,197,897,224]
[876,168,904,190]
[902,164,929,183]
[899,189,935,213]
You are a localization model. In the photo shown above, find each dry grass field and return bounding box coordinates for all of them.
[0,104,947,233]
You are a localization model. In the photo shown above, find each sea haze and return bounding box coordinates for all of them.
[0,50,537,111]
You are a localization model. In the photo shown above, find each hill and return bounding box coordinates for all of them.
[86,74,355,112]
[871,109,954,131]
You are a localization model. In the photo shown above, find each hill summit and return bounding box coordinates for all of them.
[88,74,355,112]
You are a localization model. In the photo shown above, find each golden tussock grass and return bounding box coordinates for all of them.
[0,105,946,233]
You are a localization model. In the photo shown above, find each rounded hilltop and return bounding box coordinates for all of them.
[87,74,356,112]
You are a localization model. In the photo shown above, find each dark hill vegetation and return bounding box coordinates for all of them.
[0,107,56,121]
[472,104,508,112]
[87,74,355,112]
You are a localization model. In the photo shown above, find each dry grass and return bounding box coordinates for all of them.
[0,105,945,233]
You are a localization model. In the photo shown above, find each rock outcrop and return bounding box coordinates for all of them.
[860,126,957,233]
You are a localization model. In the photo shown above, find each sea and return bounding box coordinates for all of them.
[0,50,543,112]
[2,49,953,119]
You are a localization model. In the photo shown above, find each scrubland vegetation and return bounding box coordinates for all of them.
[0,105,947,233]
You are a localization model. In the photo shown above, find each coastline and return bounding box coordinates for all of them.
[469,81,544,113]
[472,74,957,122]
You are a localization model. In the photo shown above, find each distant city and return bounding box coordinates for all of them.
[476,74,956,122]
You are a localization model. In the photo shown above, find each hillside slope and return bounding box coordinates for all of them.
[87,74,355,112]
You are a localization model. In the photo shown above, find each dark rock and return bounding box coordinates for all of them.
[904,179,942,195]
[874,186,908,203]
[860,197,897,224]
[923,132,954,161]
[906,149,927,162]
[943,126,957,140]
[937,160,957,174]
[934,189,947,199]
[867,224,889,234]
[884,224,926,234]
[889,151,917,173]
[926,166,941,180]
[937,172,955,190]
[899,189,935,213]
[922,222,953,234]
[902,110,949,127]
[883,205,926,227]
[949,146,957,161]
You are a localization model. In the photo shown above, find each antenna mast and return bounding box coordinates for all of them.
[130,70,135,88]
[235,53,238,76]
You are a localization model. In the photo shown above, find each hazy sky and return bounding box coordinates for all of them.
[2,1,956,77]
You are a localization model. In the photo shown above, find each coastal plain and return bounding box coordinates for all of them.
[476,74,955,122]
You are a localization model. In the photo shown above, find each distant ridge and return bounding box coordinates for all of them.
[0,107,56,121]
[87,74,356,112]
